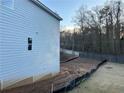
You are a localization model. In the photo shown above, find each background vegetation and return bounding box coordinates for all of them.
[61,0,124,55]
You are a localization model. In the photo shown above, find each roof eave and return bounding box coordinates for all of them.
[31,0,63,21]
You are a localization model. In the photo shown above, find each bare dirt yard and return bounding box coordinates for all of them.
[68,62,124,93]
[1,57,100,93]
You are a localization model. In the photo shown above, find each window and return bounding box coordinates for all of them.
[28,37,32,51]
[0,0,14,9]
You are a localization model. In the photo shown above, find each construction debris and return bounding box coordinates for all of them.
[1,58,106,93]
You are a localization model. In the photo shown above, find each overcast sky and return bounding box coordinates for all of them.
[41,0,107,28]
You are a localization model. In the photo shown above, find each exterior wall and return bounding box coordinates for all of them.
[0,0,60,90]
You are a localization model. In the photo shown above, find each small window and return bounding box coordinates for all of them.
[28,45,32,51]
[28,37,32,51]
[0,0,14,9]
[28,38,32,44]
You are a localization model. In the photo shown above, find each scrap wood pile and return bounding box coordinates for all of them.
[2,58,101,93]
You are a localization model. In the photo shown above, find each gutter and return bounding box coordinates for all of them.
[31,0,63,21]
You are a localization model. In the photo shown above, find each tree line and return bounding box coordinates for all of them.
[61,0,124,55]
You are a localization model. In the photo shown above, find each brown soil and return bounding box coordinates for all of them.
[1,58,100,93]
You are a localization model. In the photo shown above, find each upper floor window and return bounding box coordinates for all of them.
[0,0,14,9]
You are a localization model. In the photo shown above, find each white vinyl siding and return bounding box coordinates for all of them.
[0,0,14,9]
[0,0,60,89]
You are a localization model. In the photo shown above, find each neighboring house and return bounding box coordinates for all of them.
[0,0,62,90]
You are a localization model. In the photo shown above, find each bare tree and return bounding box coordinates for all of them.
[60,0,124,55]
